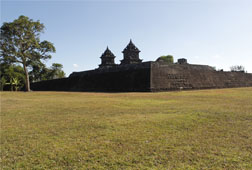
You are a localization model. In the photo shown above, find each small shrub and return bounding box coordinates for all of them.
[156,55,174,64]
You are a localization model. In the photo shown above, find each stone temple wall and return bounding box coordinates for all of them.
[30,61,252,92]
[150,62,252,91]
[31,62,151,92]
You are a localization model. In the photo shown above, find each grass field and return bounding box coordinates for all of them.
[1,88,252,169]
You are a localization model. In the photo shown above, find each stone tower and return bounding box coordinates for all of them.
[99,47,116,68]
[121,40,142,65]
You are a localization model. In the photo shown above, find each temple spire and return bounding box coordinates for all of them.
[99,47,116,68]
[121,39,142,65]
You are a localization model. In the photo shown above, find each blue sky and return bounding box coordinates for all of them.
[1,0,252,75]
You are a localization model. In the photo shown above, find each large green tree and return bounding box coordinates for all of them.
[0,15,55,91]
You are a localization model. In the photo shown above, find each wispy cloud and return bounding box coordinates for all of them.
[73,64,79,68]
[73,64,80,71]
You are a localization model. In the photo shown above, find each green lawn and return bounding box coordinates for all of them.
[1,88,252,169]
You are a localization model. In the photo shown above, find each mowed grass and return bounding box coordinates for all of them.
[1,88,252,169]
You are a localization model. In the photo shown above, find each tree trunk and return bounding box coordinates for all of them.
[23,64,30,92]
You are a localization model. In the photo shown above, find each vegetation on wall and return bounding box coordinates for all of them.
[230,65,246,72]
[156,55,174,64]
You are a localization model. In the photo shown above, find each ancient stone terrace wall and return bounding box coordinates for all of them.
[150,62,252,91]
[31,61,252,92]
[30,77,77,91]
[31,62,151,92]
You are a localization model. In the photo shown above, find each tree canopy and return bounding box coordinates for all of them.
[0,15,56,91]
[0,61,66,91]
[50,63,66,79]
[29,63,66,83]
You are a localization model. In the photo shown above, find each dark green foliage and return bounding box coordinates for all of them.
[29,63,66,82]
[156,55,174,64]
[50,63,66,79]
[0,62,66,91]
[0,15,56,91]
[0,62,25,91]
[29,62,48,82]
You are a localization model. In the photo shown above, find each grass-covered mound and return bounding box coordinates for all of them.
[1,88,252,169]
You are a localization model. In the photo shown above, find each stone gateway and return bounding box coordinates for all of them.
[31,40,252,92]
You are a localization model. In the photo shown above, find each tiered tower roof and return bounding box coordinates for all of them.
[122,39,140,53]
[99,47,116,68]
[121,40,142,65]
[101,46,116,58]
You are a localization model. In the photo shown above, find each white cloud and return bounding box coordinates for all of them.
[73,64,79,68]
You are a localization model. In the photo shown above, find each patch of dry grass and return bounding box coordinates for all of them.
[1,88,252,169]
